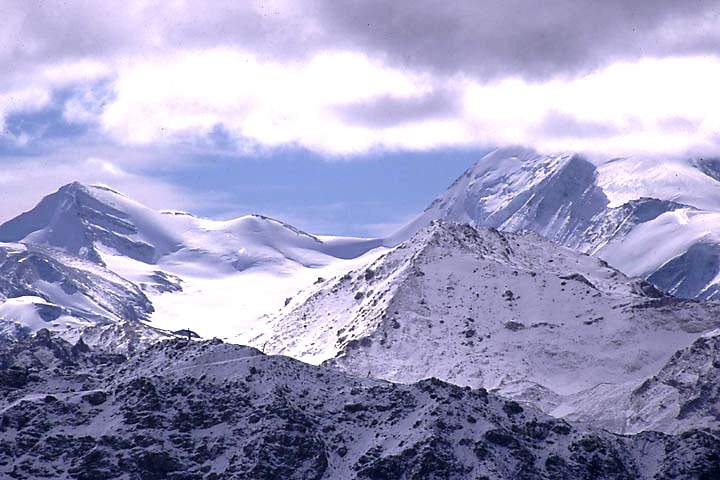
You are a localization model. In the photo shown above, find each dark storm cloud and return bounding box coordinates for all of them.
[4,0,720,83]
[0,1,313,84]
[317,0,720,79]
[336,88,461,127]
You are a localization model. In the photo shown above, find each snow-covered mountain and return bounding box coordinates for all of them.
[0,174,719,472]
[392,147,720,300]
[255,222,720,433]
[0,241,159,341]
[0,182,182,264]
[0,182,387,346]
[0,182,383,271]
[2,330,718,479]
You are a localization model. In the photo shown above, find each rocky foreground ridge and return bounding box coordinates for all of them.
[1,331,719,479]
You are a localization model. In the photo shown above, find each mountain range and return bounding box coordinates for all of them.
[1,147,720,477]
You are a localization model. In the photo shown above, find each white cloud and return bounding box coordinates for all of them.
[99,49,435,154]
[462,56,720,156]
[0,59,112,136]
[2,1,720,158]
[0,87,51,131]
[86,50,720,157]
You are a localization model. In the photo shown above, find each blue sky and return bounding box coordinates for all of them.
[0,95,483,236]
[2,1,719,236]
[155,147,484,236]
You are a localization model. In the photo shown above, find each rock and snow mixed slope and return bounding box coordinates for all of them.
[0,182,387,344]
[1,330,719,479]
[624,329,720,435]
[256,222,720,433]
[0,241,173,347]
[393,147,720,300]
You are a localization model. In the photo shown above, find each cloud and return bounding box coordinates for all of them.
[318,0,720,79]
[0,59,112,145]
[461,56,720,156]
[5,0,720,80]
[336,88,461,128]
[535,112,621,139]
[2,1,720,158]
[84,53,720,156]
[97,49,438,154]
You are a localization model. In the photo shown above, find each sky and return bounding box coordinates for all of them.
[1,0,720,235]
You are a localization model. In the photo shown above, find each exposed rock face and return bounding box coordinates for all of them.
[1,332,719,479]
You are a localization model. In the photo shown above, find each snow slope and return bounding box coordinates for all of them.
[598,209,720,299]
[1,330,718,479]
[598,156,720,211]
[258,222,720,433]
[394,147,720,299]
[624,329,720,434]
[0,182,389,344]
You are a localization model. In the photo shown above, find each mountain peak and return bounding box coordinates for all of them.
[57,181,129,199]
[391,146,720,301]
[391,148,606,246]
[477,145,543,163]
[259,214,720,434]
[58,180,86,192]
[0,182,181,264]
[415,220,506,247]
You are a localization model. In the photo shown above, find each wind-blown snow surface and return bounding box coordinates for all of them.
[0,182,387,342]
[392,147,720,300]
[257,222,720,433]
[598,156,720,211]
[2,330,719,479]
